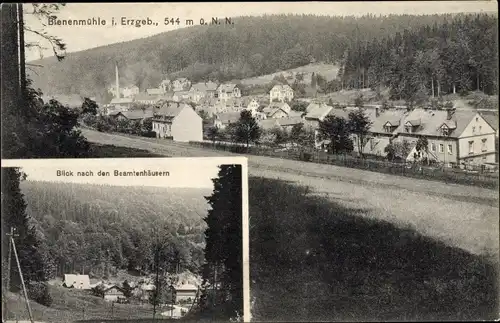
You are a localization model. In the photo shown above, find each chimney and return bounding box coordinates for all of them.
[375,107,380,117]
[115,62,120,99]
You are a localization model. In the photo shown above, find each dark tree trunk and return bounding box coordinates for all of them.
[1,4,21,117]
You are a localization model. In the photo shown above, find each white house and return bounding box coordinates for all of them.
[217,84,241,101]
[172,78,191,92]
[269,84,294,103]
[62,274,90,290]
[122,85,139,98]
[152,102,203,142]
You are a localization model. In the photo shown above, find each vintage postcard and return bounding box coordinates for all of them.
[1,1,499,322]
[1,157,249,322]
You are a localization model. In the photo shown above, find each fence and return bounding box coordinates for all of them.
[189,141,499,189]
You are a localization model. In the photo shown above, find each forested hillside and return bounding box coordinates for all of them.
[29,14,467,100]
[339,13,498,102]
[21,180,210,279]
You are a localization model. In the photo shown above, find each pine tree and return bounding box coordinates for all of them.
[201,165,243,318]
[1,168,49,293]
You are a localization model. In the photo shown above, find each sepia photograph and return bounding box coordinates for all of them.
[1,1,499,322]
[1,158,248,323]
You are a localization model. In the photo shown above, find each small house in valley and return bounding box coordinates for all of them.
[175,283,198,303]
[63,274,91,290]
[152,102,203,142]
[103,285,126,302]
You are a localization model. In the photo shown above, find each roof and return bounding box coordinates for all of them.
[63,274,90,288]
[270,84,293,92]
[146,88,163,95]
[399,108,477,138]
[268,102,291,112]
[104,285,124,293]
[135,93,158,101]
[370,109,407,134]
[481,113,499,131]
[217,111,241,124]
[155,101,191,118]
[190,81,219,92]
[304,103,333,121]
[218,83,238,92]
[363,136,392,156]
[121,110,154,120]
[287,110,304,118]
[258,118,281,131]
[175,283,198,291]
[278,117,304,127]
[110,98,134,105]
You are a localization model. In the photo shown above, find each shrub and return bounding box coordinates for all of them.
[27,281,52,306]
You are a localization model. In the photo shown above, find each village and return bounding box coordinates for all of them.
[87,62,499,172]
[53,269,201,319]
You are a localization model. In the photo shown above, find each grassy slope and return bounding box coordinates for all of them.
[249,177,499,321]
[3,285,159,323]
[240,63,340,86]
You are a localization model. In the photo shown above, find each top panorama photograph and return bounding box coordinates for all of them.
[1,1,499,322]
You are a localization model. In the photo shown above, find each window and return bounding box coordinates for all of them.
[447,144,452,154]
[431,143,436,152]
[405,126,410,133]
[479,126,482,133]
[469,141,474,154]
[439,144,444,153]
[472,126,476,134]
[481,139,487,152]
[442,128,449,136]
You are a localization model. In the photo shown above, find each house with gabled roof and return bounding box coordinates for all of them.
[152,101,202,142]
[189,81,219,102]
[269,84,294,103]
[103,285,126,302]
[134,93,158,105]
[109,97,134,109]
[262,102,292,119]
[217,83,241,101]
[214,111,241,130]
[397,107,496,166]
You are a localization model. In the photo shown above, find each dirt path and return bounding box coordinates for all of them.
[82,129,499,256]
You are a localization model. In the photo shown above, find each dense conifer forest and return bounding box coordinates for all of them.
[28,13,498,102]
[20,180,210,279]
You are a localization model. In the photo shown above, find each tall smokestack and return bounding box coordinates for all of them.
[115,62,120,98]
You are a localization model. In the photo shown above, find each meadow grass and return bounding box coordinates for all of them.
[249,176,499,321]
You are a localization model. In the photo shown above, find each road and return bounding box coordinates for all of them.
[82,129,499,257]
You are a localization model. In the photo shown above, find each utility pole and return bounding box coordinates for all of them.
[11,234,34,323]
[3,227,17,322]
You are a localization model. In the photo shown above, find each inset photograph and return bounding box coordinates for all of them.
[1,157,248,323]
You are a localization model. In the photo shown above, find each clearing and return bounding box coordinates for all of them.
[240,63,339,86]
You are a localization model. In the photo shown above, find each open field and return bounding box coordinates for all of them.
[248,177,498,321]
[82,129,499,258]
[240,63,340,86]
[3,286,161,323]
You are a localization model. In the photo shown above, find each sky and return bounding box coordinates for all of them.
[1,157,246,188]
[24,1,498,61]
